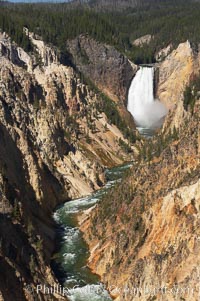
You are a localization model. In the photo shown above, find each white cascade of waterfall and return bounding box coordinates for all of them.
[127,67,167,130]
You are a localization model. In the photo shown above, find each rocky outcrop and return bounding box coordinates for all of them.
[28,30,59,67]
[0,33,135,300]
[157,40,200,130]
[157,41,193,109]
[155,44,172,62]
[132,34,153,47]
[66,34,137,126]
[67,34,137,102]
[0,32,30,69]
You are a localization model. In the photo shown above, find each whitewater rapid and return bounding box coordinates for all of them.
[127,67,167,129]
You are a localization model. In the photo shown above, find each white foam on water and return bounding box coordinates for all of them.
[63,252,76,264]
[63,227,80,242]
[53,211,60,222]
[61,196,99,214]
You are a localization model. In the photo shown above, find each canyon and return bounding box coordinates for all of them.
[0,21,200,301]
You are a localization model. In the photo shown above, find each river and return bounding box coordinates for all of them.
[52,163,132,301]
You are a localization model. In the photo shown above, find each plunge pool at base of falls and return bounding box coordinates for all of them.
[52,163,132,301]
[136,127,156,138]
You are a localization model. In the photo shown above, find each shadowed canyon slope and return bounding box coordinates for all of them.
[67,34,137,127]
[67,34,137,104]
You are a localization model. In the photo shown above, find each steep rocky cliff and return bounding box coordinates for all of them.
[66,34,137,126]
[0,32,135,300]
[157,40,200,130]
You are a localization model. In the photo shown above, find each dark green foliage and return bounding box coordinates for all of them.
[35,238,43,253]
[78,73,136,143]
[138,127,179,162]
[29,254,35,275]
[12,199,20,220]
[183,73,200,112]
[183,86,193,111]
[1,1,200,64]
[0,8,33,52]
[97,170,134,220]
[118,138,132,153]
[98,93,136,143]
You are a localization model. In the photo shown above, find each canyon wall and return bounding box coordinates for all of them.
[0,32,135,300]
[157,40,200,130]
[66,34,137,126]
[82,100,200,301]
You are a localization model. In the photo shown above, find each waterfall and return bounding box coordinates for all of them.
[127,67,167,130]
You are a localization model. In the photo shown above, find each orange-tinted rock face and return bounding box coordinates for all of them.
[157,41,200,130]
[157,41,194,109]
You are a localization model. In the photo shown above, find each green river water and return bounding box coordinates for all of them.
[53,163,132,301]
